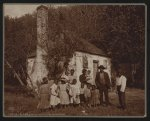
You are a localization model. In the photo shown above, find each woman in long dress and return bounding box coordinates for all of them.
[58,80,70,108]
[37,77,50,111]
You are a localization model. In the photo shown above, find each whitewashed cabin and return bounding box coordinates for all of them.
[26,5,111,87]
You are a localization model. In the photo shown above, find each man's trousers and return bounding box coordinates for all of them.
[117,85,126,109]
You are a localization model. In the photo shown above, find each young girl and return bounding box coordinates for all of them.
[84,83,91,108]
[69,79,80,107]
[49,80,60,110]
[37,77,50,112]
[90,85,100,107]
[58,79,70,108]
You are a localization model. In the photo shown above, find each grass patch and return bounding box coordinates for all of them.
[4,86,145,117]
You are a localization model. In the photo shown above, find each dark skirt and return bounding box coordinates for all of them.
[80,94,85,103]
[37,93,50,109]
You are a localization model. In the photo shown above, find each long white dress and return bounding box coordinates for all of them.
[59,83,70,105]
[50,83,60,106]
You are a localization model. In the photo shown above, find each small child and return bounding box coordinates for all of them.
[84,83,91,108]
[58,79,70,108]
[49,80,60,110]
[69,79,80,107]
[80,83,86,106]
[90,85,100,108]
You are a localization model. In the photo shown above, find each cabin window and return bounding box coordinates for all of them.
[83,55,88,68]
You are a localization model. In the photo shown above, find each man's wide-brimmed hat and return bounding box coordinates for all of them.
[98,65,106,69]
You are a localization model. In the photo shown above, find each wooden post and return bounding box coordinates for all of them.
[5,60,25,86]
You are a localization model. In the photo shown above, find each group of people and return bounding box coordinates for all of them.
[37,65,127,112]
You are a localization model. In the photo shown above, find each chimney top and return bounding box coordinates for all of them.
[37,5,48,11]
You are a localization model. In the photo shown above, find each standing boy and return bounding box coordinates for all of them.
[116,68,127,110]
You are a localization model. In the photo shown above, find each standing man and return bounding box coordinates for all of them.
[79,69,87,85]
[95,65,111,106]
[116,68,127,110]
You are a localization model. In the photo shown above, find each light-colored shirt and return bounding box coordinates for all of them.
[70,84,80,95]
[50,83,58,96]
[116,77,121,86]
[84,88,91,98]
[68,75,76,84]
[80,86,86,94]
[86,75,93,85]
[116,75,127,92]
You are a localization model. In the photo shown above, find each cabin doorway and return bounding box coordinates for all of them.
[93,60,99,85]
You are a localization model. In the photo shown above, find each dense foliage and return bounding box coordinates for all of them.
[4,5,145,84]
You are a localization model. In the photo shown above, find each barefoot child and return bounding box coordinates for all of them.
[91,85,100,107]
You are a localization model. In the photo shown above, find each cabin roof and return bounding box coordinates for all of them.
[37,5,48,10]
[27,39,108,58]
[77,39,107,57]
[27,51,36,58]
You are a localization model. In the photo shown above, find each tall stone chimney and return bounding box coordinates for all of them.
[30,5,49,87]
[37,5,48,50]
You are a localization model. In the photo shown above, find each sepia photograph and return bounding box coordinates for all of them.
[3,3,146,117]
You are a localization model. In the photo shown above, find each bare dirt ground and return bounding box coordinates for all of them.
[4,86,145,117]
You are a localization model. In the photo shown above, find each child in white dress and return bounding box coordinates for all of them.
[49,80,60,110]
[69,79,80,107]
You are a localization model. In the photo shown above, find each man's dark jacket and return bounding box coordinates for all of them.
[79,74,87,84]
[95,71,111,89]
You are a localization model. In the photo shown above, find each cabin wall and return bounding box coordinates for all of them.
[68,51,111,86]
[27,57,49,87]
[27,51,111,87]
